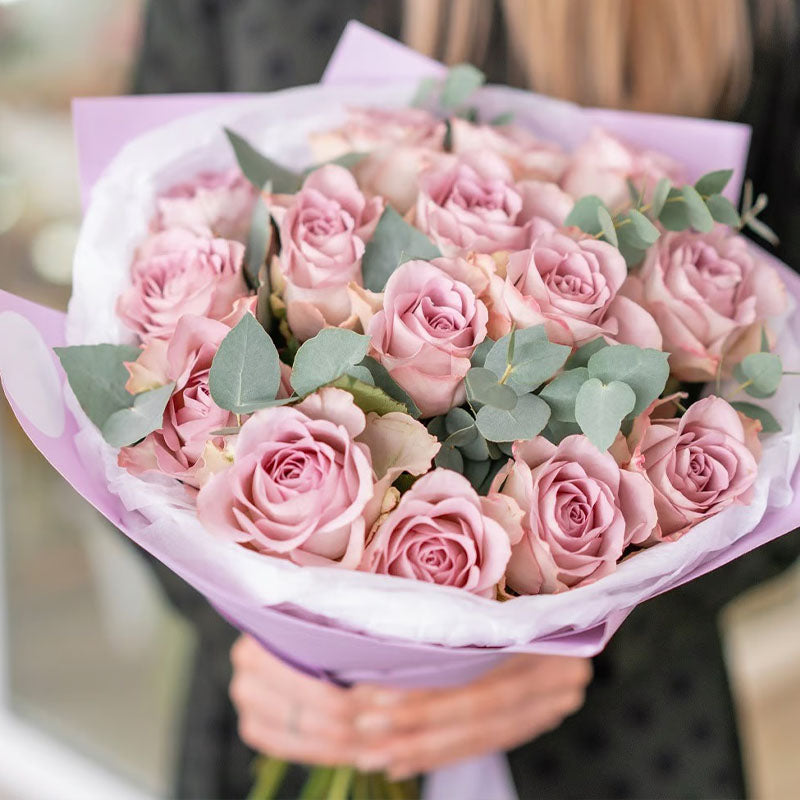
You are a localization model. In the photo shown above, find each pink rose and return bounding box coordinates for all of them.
[359,258,489,417]
[118,315,234,488]
[415,150,573,256]
[495,435,657,594]
[310,107,446,215]
[155,169,256,242]
[625,395,760,541]
[450,118,569,183]
[628,230,787,380]
[117,229,247,342]
[561,128,685,209]
[197,388,438,568]
[486,231,662,347]
[362,469,513,597]
[271,165,384,341]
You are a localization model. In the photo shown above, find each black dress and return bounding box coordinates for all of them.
[132,2,800,798]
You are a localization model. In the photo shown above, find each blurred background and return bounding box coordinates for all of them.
[0,1,799,798]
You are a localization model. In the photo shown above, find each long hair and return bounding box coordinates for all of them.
[402,0,794,118]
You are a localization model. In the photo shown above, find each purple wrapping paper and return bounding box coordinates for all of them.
[1,22,798,799]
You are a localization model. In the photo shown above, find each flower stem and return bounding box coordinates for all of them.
[247,757,289,800]
[326,767,355,800]
[498,363,514,384]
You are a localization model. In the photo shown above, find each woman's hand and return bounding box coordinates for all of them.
[230,635,591,780]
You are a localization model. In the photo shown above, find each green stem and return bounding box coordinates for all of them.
[498,363,514,385]
[729,378,754,399]
[299,767,335,800]
[326,767,355,800]
[248,757,289,800]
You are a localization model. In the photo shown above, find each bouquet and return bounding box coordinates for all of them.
[3,22,800,800]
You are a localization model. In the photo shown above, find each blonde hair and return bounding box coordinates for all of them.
[402,0,790,118]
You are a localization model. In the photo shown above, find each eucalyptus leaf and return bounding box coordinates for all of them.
[617,226,650,268]
[575,378,636,451]
[459,431,491,461]
[209,313,282,414]
[475,393,550,443]
[694,169,733,196]
[470,336,495,368]
[658,188,691,231]
[587,344,670,417]
[330,374,409,416]
[649,177,672,218]
[463,458,492,492]
[761,326,770,353]
[445,407,475,434]
[565,195,606,236]
[538,367,589,422]
[441,63,486,109]
[224,128,301,193]
[729,401,781,433]
[101,383,175,448]
[435,444,464,472]
[681,185,714,233]
[358,356,420,418]
[566,337,608,370]
[361,207,441,292]
[597,205,618,247]
[412,76,437,108]
[484,326,570,394]
[54,343,141,429]
[627,209,660,245]
[304,152,369,173]
[345,365,375,385]
[243,195,272,289]
[734,352,782,398]
[291,329,371,397]
[465,367,518,410]
[544,418,583,444]
[706,193,741,227]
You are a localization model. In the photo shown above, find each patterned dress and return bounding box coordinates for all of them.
[134,2,800,797]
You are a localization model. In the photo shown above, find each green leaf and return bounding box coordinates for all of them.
[54,343,141,429]
[627,209,660,245]
[345,365,375,385]
[435,444,464,471]
[361,207,441,292]
[463,457,492,492]
[575,378,636,451]
[734,352,782,398]
[412,76,437,108]
[444,407,475,435]
[475,394,551,442]
[243,196,272,289]
[460,431,491,461]
[597,205,618,247]
[330,374,408,416]
[544,418,583,444]
[694,169,733,196]
[209,313,282,414]
[224,128,301,193]
[304,152,369,173]
[538,367,589,422]
[465,367,518,410]
[650,177,672,219]
[681,185,714,233]
[484,326,571,394]
[566,337,608,370]
[101,383,175,448]
[761,326,770,353]
[587,344,670,417]
[617,226,650,268]
[470,337,495,368]
[358,356,420,418]
[565,195,606,236]
[706,193,741,227]
[658,188,691,231]
[290,329,371,397]
[729,401,781,433]
[441,63,486,109]
[490,111,514,126]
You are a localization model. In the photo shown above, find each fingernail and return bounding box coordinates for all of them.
[355,712,392,734]
[355,752,391,772]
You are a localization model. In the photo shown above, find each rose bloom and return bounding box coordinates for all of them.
[415,150,574,256]
[561,128,685,210]
[353,258,488,417]
[118,315,235,488]
[362,469,515,597]
[495,435,657,594]
[117,229,247,343]
[486,231,662,348]
[154,169,256,242]
[310,107,446,215]
[450,118,569,183]
[270,164,383,341]
[625,395,760,540]
[626,229,787,380]
[197,388,438,568]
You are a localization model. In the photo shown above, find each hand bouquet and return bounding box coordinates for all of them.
[3,23,800,800]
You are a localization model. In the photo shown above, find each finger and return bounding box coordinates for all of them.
[229,674,359,745]
[380,687,586,779]
[231,636,354,723]
[354,656,590,734]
